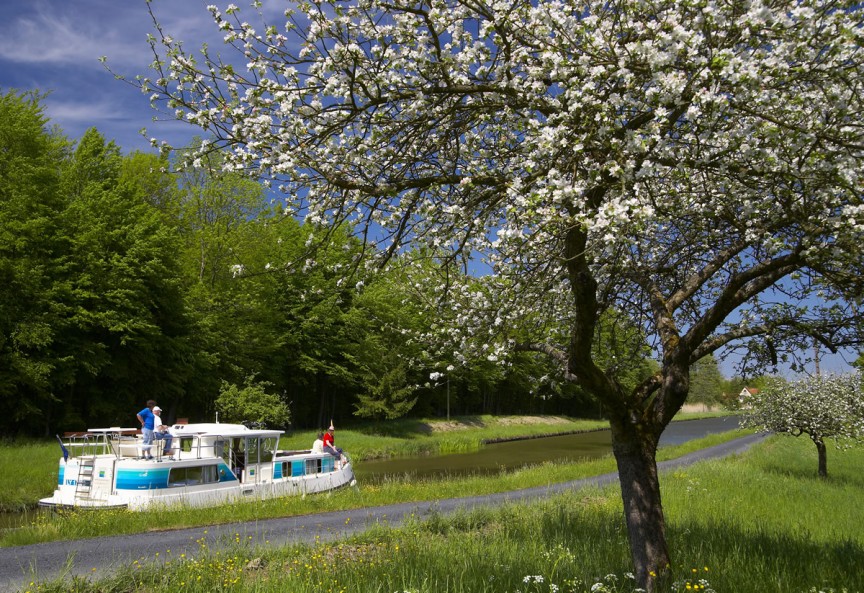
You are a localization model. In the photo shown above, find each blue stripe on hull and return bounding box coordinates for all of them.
[116,468,171,490]
[115,463,236,490]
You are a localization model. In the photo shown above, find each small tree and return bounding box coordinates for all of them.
[742,373,864,478]
[216,375,291,429]
[687,355,726,408]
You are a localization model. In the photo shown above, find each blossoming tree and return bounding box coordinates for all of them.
[131,0,864,588]
[742,373,864,478]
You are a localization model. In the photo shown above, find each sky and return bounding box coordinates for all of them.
[0,0,235,153]
[1,0,858,380]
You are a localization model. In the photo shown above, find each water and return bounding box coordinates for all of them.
[0,507,44,531]
[354,415,742,483]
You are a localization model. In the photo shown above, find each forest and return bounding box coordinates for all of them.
[4,89,712,436]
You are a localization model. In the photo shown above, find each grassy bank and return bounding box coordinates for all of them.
[0,439,63,513]
[0,415,641,513]
[24,435,864,593]
[0,427,743,547]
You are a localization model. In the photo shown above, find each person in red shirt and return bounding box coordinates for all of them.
[323,422,344,461]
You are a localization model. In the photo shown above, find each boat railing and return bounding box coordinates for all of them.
[102,428,208,460]
[61,429,291,465]
[61,431,116,459]
[173,432,213,460]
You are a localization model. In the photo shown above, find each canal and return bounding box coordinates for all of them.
[353,415,742,483]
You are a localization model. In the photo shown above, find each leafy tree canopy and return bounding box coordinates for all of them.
[215,375,291,429]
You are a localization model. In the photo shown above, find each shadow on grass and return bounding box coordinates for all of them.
[756,457,864,489]
[512,497,864,592]
[667,519,864,592]
[402,496,864,593]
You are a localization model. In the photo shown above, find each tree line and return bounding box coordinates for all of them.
[2,89,616,436]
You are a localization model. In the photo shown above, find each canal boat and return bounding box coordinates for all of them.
[39,423,355,511]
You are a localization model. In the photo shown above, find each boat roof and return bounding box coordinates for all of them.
[170,423,283,438]
[85,423,284,438]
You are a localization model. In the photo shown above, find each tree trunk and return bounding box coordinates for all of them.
[611,421,671,593]
[814,437,828,478]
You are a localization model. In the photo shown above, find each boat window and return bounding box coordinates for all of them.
[305,458,322,474]
[179,437,196,453]
[322,456,335,473]
[231,438,245,466]
[261,437,277,463]
[168,465,218,487]
[291,460,304,477]
[247,438,260,465]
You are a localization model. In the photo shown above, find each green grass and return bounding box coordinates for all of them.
[23,435,864,593]
[0,439,61,513]
[0,413,726,514]
[0,427,747,547]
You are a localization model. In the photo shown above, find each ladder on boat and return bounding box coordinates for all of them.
[68,431,111,504]
[74,455,96,501]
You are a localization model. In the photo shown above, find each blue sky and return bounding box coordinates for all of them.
[0,0,227,153]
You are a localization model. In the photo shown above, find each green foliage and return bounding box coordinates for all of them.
[0,93,192,433]
[0,90,70,434]
[354,364,418,419]
[215,375,291,428]
[688,355,725,406]
[56,129,191,425]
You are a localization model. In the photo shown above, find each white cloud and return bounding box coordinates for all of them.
[0,1,225,71]
[0,5,127,67]
[46,98,127,125]
[0,0,285,153]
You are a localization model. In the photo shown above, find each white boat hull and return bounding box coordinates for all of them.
[39,425,356,511]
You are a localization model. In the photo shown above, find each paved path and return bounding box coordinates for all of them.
[0,432,767,592]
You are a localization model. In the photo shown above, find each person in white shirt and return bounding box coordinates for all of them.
[152,406,174,459]
[311,432,324,454]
